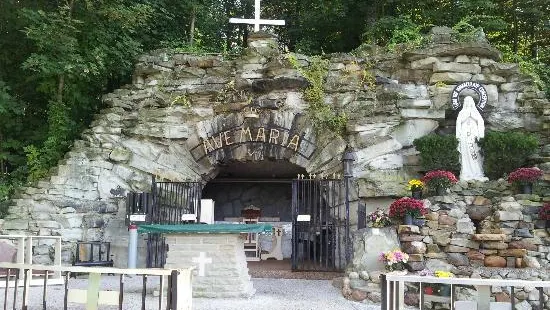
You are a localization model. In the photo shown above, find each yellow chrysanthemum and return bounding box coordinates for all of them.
[407,179,424,191]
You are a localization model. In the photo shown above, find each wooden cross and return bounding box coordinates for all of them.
[229,0,285,32]
[192,252,212,277]
[275,227,283,236]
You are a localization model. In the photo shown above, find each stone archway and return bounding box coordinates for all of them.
[186,110,347,183]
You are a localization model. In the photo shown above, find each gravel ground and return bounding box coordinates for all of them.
[0,276,380,310]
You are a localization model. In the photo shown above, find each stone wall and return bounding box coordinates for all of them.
[0,30,548,267]
[397,181,550,271]
[346,181,550,308]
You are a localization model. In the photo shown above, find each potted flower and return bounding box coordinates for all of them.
[367,208,392,228]
[422,170,458,195]
[407,179,424,199]
[539,203,550,228]
[418,269,453,296]
[379,249,409,271]
[434,270,454,296]
[507,167,543,194]
[388,197,427,225]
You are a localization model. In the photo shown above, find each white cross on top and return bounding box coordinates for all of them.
[229,0,285,32]
[192,252,212,277]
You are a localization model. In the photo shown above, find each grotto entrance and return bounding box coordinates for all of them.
[202,160,305,272]
[201,159,351,274]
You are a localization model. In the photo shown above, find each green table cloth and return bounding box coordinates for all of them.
[137,223,273,234]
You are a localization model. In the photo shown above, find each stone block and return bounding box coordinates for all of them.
[438,215,457,226]
[456,218,475,234]
[432,231,451,246]
[410,57,439,70]
[495,211,523,221]
[472,74,506,84]
[445,245,469,253]
[400,234,425,242]
[449,238,479,249]
[473,196,491,206]
[508,240,538,251]
[398,225,420,234]
[447,253,469,266]
[429,72,472,84]
[498,249,527,257]
[433,61,481,73]
[407,261,426,271]
[408,254,425,262]
[402,241,427,254]
[482,242,508,250]
[484,255,506,267]
[467,250,485,261]
[472,234,507,241]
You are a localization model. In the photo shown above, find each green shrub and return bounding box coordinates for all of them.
[479,131,539,179]
[413,134,460,173]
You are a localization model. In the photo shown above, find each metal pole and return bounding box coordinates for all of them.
[344,176,350,264]
[128,224,138,269]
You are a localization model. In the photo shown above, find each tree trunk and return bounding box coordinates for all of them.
[512,0,518,53]
[189,6,196,46]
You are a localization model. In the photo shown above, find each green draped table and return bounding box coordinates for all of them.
[138,223,273,298]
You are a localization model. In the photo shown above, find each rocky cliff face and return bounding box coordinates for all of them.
[1,31,548,266]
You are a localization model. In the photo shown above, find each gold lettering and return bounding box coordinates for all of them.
[280,132,289,146]
[202,138,215,154]
[240,127,252,143]
[211,133,223,148]
[287,134,300,152]
[255,127,266,142]
[224,130,233,146]
[269,129,279,144]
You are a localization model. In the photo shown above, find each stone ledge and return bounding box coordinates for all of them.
[472,234,507,241]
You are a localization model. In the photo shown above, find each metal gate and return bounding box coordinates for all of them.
[146,179,202,268]
[291,178,351,271]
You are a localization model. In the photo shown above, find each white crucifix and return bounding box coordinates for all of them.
[192,252,212,277]
[229,0,285,32]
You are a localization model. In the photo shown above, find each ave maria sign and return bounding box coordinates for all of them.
[190,125,315,161]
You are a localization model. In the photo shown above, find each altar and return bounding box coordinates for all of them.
[138,223,272,298]
[220,218,292,259]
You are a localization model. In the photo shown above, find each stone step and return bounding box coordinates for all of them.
[472,234,506,241]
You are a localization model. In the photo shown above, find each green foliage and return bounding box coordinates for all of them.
[363,16,427,51]
[287,54,347,136]
[413,134,460,173]
[479,131,539,179]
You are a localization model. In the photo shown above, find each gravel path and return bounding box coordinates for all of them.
[0,276,380,310]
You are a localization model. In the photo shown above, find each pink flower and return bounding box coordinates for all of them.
[388,197,426,218]
[507,167,543,184]
[422,170,458,189]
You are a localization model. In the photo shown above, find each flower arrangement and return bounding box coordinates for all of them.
[539,203,550,220]
[418,269,453,295]
[422,170,458,190]
[434,270,454,278]
[379,249,409,271]
[507,167,543,184]
[367,208,392,228]
[388,197,427,218]
[407,179,424,191]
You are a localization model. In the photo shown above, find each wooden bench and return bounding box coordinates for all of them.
[73,241,113,267]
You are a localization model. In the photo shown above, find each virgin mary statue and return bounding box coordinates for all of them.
[456,96,487,181]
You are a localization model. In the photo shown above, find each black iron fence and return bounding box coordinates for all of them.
[127,178,202,268]
[291,178,350,272]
